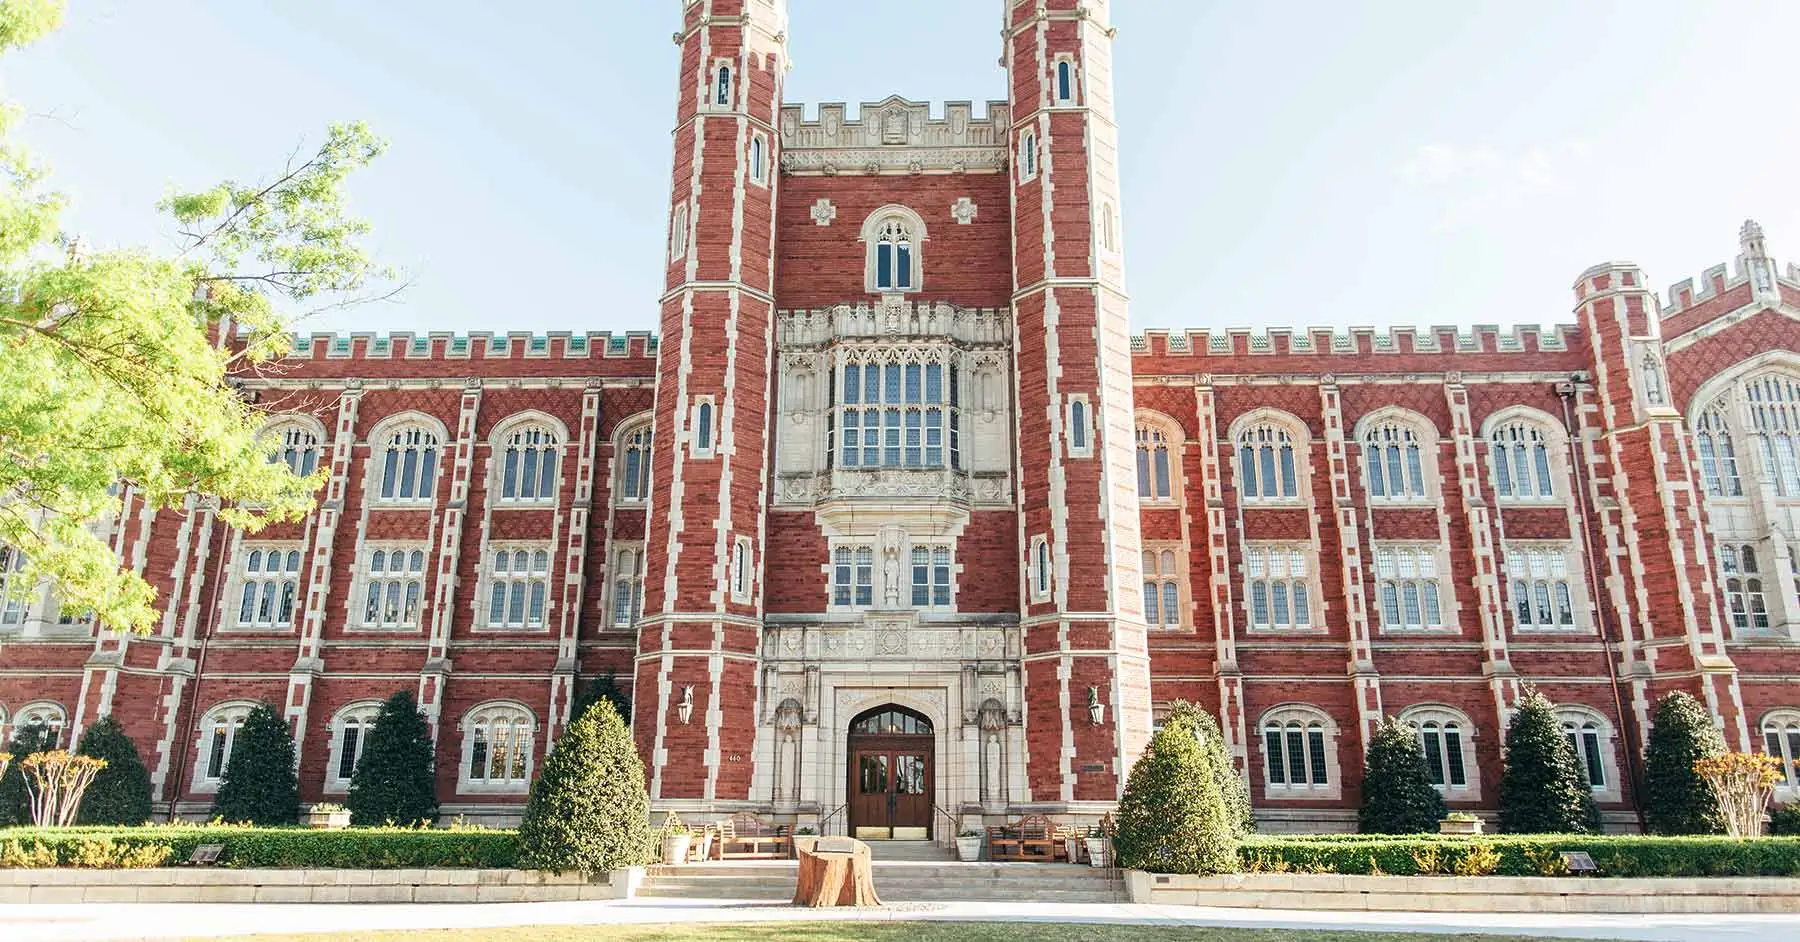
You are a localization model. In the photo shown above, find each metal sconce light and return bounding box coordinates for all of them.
[1087,686,1105,726]
[677,685,695,725]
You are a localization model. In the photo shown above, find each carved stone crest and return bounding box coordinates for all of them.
[810,199,837,227]
[952,197,978,226]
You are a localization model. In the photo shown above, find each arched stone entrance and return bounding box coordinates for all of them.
[845,704,935,840]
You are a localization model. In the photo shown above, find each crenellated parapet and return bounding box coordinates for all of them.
[1128,323,1580,359]
[778,97,1011,176]
[777,299,1012,348]
[267,330,659,363]
[1659,219,1797,318]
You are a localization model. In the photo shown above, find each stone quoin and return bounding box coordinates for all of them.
[4,0,1800,835]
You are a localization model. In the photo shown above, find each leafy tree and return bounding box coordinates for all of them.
[1497,690,1600,834]
[518,699,654,872]
[0,0,391,633]
[1113,709,1238,875]
[346,691,439,827]
[1165,700,1254,836]
[74,715,152,825]
[570,672,632,726]
[1358,716,1447,834]
[1643,691,1725,835]
[0,720,56,825]
[212,703,298,826]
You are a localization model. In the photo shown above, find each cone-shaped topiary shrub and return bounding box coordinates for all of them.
[347,691,439,827]
[0,721,57,826]
[518,699,654,872]
[570,672,632,726]
[1497,689,1600,834]
[212,702,299,826]
[1643,691,1724,835]
[1165,699,1255,836]
[75,716,153,825]
[1113,707,1238,874]
[1358,716,1447,834]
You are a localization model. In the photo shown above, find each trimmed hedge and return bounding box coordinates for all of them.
[1239,834,1800,878]
[0,826,518,869]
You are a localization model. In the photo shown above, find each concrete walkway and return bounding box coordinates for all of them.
[2,898,1797,942]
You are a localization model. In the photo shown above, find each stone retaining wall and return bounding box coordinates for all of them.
[0,868,644,904]
[1125,871,1800,914]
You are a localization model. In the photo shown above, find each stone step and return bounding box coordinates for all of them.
[638,861,1125,903]
[866,840,954,862]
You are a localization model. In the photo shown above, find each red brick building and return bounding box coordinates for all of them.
[4,0,1800,833]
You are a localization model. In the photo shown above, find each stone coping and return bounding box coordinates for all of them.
[0,867,643,905]
[1125,871,1800,914]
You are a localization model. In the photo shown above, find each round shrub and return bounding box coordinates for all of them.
[75,716,152,825]
[0,721,58,826]
[1113,710,1238,875]
[517,699,654,873]
[1359,716,1447,834]
[1643,691,1724,835]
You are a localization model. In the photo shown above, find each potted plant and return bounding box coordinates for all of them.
[955,829,983,862]
[306,802,351,830]
[660,813,693,865]
[1083,827,1111,868]
[1439,811,1484,836]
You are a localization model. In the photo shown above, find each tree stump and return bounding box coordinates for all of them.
[791,836,881,908]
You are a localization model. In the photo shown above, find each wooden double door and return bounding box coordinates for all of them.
[846,707,935,840]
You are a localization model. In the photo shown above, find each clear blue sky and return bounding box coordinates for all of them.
[8,1,1799,336]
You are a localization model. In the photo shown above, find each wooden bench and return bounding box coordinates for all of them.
[716,811,792,860]
[987,813,1057,862]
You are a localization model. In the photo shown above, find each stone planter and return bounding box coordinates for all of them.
[1439,817,1484,836]
[305,809,351,830]
[955,836,983,862]
[1084,837,1111,868]
[661,833,693,865]
[1063,837,1086,864]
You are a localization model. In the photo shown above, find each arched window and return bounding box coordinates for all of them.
[1762,710,1800,789]
[1400,706,1475,791]
[377,425,441,502]
[1642,354,1667,406]
[732,536,754,603]
[1056,60,1075,104]
[1237,423,1300,501]
[1695,404,1743,498]
[236,546,302,629]
[486,546,551,629]
[1362,422,1426,500]
[460,703,534,791]
[669,202,689,262]
[0,545,28,626]
[1720,543,1771,632]
[850,706,933,735]
[714,64,732,107]
[1260,705,1335,791]
[326,701,381,789]
[362,546,428,629]
[749,135,767,185]
[196,702,253,786]
[1373,545,1443,630]
[1020,131,1039,180]
[837,350,958,469]
[616,421,652,503]
[267,422,321,478]
[861,207,927,294]
[1137,425,1174,500]
[1745,374,1800,496]
[694,400,715,455]
[11,701,66,749]
[1100,203,1117,253]
[1245,544,1312,630]
[877,219,914,291]
[1558,710,1612,790]
[1142,549,1183,628]
[1068,398,1089,454]
[1489,421,1556,501]
[612,545,644,628]
[1032,536,1051,600]
[1504,543,1577,629]
[499,425,559,502]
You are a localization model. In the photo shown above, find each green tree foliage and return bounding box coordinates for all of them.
[212,703,298,826]
[1113,709,1238,875]
[1165,700,1254,836]
[1643,691,1725,835]
[1497,690,1600,834]
[0,720,55,825]
[518,700,654,872]
[569,672,632,726]
[346,691,438,827]
[74,716,152,825]
[0,0,391,633]
[1358,716,1448,834]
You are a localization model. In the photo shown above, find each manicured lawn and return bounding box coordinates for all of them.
[211,924,1604,942]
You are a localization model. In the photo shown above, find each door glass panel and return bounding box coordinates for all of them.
[895,754,926,795]
[859,754,889,794]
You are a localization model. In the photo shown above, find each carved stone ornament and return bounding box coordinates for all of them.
[810,198,837,227]
[952,197,978,226]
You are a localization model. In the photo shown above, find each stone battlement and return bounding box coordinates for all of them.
[1129,323,1580,358]
[779,97,1010,175]
[274,331,659,362]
